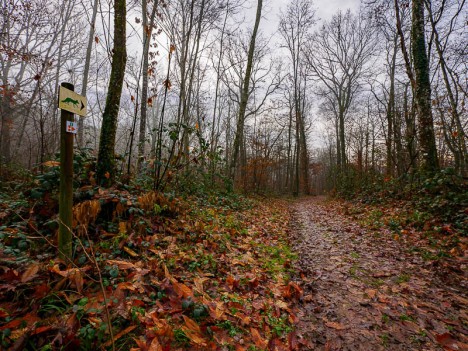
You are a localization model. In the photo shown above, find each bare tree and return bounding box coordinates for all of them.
[305,9,376,173]
[279,0,315,195]
[230,0,263,183]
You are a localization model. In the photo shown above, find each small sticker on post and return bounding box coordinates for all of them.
[66,121,78,134]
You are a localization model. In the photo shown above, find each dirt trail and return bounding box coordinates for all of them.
[290,197,468,351]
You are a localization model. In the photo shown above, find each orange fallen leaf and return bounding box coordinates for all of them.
[182,315,201,333]
[365,289,377,299]
[148,337,163,351]
[173,281,193,298]
[107,260,136,270]
[207,301,225,320]
[181,315,206,345]
[124,246,139,257]
[21,264,40,283]
[250,328,268,349]
[193,277,208,294]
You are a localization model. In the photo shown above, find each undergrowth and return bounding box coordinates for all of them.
[0,158,299,350]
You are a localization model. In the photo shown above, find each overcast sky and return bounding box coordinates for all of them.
[261,0,361,36]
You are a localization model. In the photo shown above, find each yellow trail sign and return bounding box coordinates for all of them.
[58,86,87,117]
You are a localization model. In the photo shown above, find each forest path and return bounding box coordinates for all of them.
[289,197,467,351]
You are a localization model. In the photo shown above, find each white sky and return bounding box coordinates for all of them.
[262,0,361,36]
[257,0,362,148]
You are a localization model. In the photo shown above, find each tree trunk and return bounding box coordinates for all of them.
[78,0,99,147]
[138,0,159,170]
[96,0,127,187]
[230,0,263,182]
[411,0,439,172]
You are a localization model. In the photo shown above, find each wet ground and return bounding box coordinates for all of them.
[290,197,468,351]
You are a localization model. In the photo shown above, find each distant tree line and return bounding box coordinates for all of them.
[1,0,466,195]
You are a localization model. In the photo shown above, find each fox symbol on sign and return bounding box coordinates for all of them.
[61,97,79,108]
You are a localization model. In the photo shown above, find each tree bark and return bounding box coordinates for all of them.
[96,0,127,187]
[78,0,99,147]
[411,0,439,172]
[230,0,263,182]
[138,0,159,170]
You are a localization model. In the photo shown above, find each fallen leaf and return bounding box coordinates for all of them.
[173,281,193,298]
[21,264,40,283]
[107,260,136,270]
[123,246,139,257]
[251,328,268,349]
[148,337,163,351]
[365,289,377,299]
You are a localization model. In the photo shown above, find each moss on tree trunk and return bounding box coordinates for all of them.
[411,0,439,172]
[96,0,127,187]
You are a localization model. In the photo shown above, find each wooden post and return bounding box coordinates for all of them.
[59,82,74,261]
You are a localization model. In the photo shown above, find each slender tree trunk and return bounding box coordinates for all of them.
[78,0,99,147]
[138,0,159,170]
[96,0,127,187]
[230,0,263,182]
[411,0,439,172]
[426,3,467,174]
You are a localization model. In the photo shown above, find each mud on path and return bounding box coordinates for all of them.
[289,197,468,351]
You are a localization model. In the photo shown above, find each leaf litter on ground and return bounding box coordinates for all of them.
[0,190,300,350]
[290,196,467,351]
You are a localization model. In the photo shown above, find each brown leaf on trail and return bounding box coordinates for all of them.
[182,315,201,334]
[133,337,147,350]
[282,281,303,300]
[117,281,136,291]
[250,328,268,349]
[173,281,193,298]
[252,299,265,310]
[275,300,289,311]
[207,301,225,320]
[268,338,288,351]
[365,289,377,299]
[107,260,136,270]
[163,264,176,283]
[103,325,137,347]
[235,345,246,351]
[150,317,172,337]
[21,264,39,283]
[236,312,251,326]
[31,325,53,335]
[226,275,238,290]
[181,315,206,345]
[325,321,347,330]
[193,277,208,294]
[50,266,84,293]
[435,333,460,349]
[148,337,163,351]
[70,269,83,293]
[288,331,299,350]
